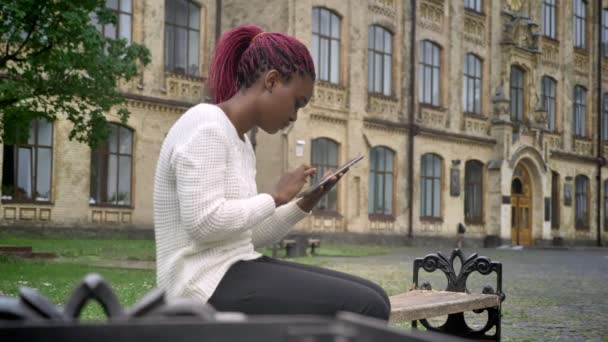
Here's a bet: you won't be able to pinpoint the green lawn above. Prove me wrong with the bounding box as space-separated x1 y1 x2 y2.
0 255 155 320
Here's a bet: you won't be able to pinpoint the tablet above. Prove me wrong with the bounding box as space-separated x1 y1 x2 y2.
296 154 364 198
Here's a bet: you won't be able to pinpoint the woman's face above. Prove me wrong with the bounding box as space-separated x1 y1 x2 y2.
256 71 314 134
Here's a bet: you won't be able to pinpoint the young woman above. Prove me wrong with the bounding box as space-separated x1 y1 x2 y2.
154 25 390 321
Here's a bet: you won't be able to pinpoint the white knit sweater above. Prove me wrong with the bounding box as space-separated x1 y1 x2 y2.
153 103 309 302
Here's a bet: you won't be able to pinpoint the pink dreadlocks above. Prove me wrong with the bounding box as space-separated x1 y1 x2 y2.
208 25 316 104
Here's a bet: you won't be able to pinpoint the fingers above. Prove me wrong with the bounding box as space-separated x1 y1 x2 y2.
303 167 317 177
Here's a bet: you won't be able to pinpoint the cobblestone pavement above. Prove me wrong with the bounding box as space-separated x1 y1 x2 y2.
317 246 608 342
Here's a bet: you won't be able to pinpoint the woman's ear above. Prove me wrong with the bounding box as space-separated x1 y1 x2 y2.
263 69 281 93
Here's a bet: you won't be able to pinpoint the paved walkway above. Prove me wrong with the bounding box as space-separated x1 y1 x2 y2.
94 246 608 341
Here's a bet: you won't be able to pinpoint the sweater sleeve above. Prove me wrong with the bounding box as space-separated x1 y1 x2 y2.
173 124 276 243
250 201 310 248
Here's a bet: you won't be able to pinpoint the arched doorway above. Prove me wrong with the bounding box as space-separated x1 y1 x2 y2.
511 165 533 246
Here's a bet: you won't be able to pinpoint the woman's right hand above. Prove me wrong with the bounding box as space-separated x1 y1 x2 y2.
271 165 317 206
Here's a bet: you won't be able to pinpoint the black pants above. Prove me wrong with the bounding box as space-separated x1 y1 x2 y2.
208 256 390 321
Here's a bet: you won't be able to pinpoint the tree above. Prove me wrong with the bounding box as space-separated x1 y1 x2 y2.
0 0 150 147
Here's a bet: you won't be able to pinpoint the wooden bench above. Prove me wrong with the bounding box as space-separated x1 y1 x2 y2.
280 237 322 257
389 249 505 340
308 238 321 255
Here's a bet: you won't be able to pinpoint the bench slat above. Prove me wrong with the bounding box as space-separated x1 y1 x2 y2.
389 290 501 323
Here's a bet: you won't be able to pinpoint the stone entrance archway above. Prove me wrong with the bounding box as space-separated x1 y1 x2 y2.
511 164 533 246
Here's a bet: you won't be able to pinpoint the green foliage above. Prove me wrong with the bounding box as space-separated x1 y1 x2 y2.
0 0 150 147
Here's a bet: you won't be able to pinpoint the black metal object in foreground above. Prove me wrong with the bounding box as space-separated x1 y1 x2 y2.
412 249 505 340
0 273 462 342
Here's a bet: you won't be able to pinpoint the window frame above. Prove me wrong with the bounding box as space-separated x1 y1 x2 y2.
312 7 342 84
510 65 525 122
368 25 393 97
420 153 443 220
573 85 587 138
542 76 557 131
464 0 483 13
603 93 608 141
310 137 340 213
419 40 441 107
1 119 54 204
464 160 484 224
90 123 134 208
573 0 587 49
368 146 395 219
164 0 201 77
463 53 482 115
542 0 557 40
574 175 590 229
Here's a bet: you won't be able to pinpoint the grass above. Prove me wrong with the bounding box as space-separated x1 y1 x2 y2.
0 233 396 261
0 255 155 320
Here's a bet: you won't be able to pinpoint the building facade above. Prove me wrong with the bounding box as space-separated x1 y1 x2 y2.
2 0 608 246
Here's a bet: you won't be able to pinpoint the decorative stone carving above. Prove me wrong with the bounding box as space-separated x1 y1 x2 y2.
367 94 399 119
369 0 396 18
310 82 348 112
418 1 443 33
1 206 53 221
492 86 510 121
165 72 204 103
91 209 133 224
541 39 559 69
501 14 540 52
464 115 490 136
574 52 589 77
464 15 485 46
603 62 608 82
573 138 593 156
418 107 447 129
506 0 524 12
544 133 563 151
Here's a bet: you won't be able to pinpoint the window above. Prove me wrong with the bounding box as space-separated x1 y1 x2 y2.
542 0 557 39
542 76 557 131
604 93 608 141
165 0 200 76
312 7 341 84
463 53 482 114
573 85 587 137
91 0 133 43
420 153 442 218
464 0 482 13
90 124 133 206
551 171 560 229
465 161 483 223
603 9 608 56
510 66 525 122
311 138 339 212
574 0 587 49
368 147 395 216
368 25 393 96
1 119 53 202
575 175 589 229
419 40 441 106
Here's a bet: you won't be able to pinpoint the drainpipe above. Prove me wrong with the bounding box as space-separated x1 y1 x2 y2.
407 0 417 239
596 1 604 247
215 0 222 41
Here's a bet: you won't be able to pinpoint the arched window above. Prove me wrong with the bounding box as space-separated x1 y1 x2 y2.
465 160 483 223
165 0 201 76
90 123 134 206
542 0 557 39
419 40 441 106
420 153 442 218
1 119 53 202
510 66 525 122
368 146 395 216
542 76 557 131
573 85 587 137
312 7 341 84
463 53 482 114
368 25 393 96
311 138 339 211
575 175 589 229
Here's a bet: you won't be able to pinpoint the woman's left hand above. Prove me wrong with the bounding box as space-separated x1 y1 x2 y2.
296 171 345 212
